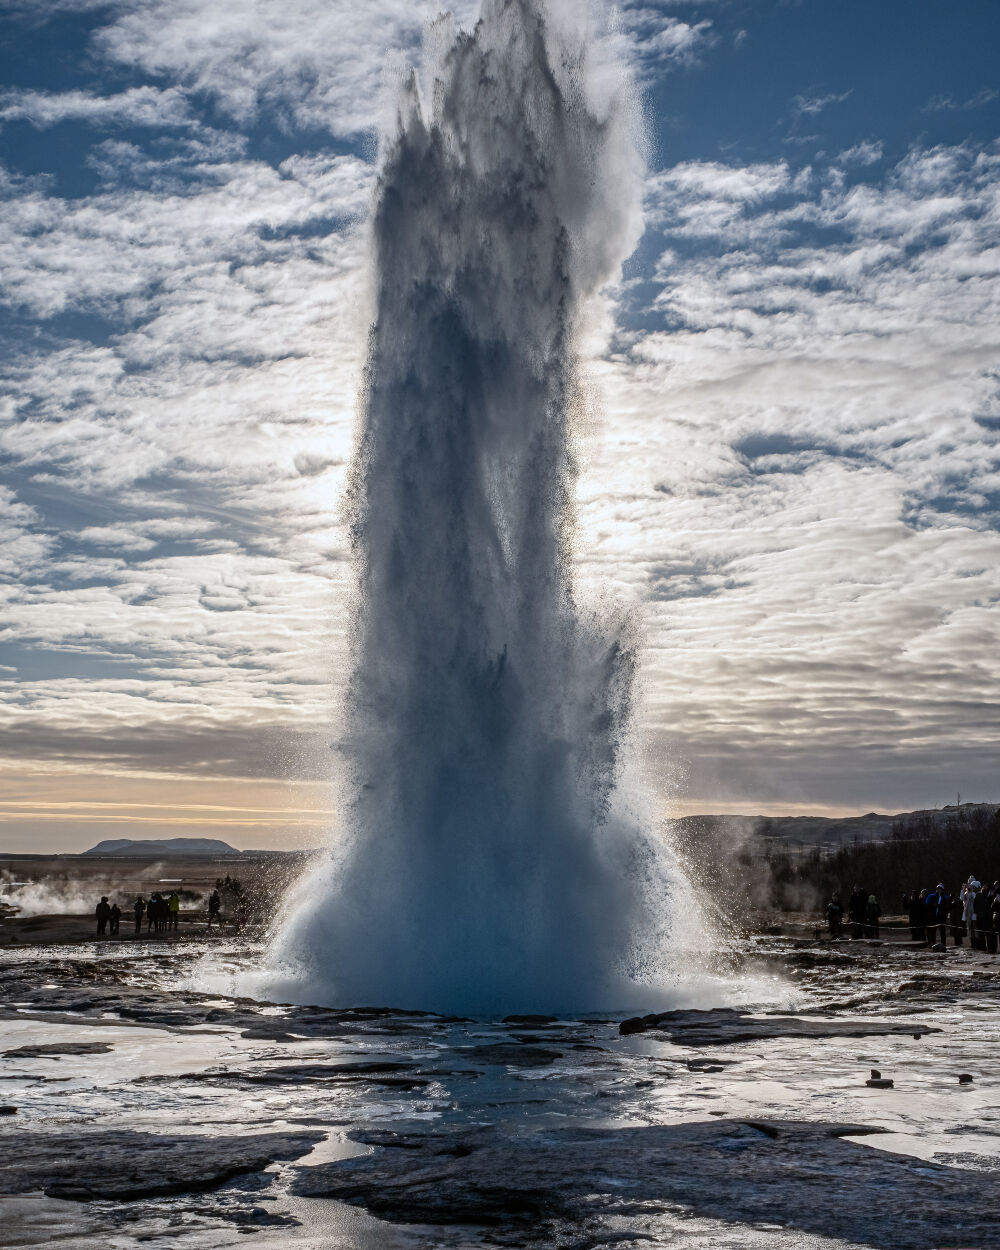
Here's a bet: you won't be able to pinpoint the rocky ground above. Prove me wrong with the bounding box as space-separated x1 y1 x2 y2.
1 936 999 1249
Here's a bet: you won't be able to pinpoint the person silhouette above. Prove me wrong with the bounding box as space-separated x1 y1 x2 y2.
95 896 111 937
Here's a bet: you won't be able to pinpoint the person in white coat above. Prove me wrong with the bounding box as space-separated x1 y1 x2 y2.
961 878 981 947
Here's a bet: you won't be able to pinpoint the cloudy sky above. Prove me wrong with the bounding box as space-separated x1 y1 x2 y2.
1 0 998 852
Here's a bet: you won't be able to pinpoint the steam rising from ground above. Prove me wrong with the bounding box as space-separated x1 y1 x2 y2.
262 0 705 1014
0 870 97 918
0 866 175 917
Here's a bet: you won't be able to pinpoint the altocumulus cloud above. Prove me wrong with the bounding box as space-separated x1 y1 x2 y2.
579 138 1000 808
0 0 998 832
0 85 195 129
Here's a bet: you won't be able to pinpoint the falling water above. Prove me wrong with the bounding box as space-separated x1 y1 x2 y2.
267 0 687 1014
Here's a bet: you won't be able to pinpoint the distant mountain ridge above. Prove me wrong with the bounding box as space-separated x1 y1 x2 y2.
80 806 997 859
83 837 241 857
673 803 998 849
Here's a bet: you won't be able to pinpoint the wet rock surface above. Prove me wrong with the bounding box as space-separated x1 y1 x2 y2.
292 1119 1000 1249
2 937 1000 1248
620 1007 939 1044
466 1042 563 1066
138 1059 435 1090
2 1041 114 1058
0 956 452 1038
0 1128 323 1199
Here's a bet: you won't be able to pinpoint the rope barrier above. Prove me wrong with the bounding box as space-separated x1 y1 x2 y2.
824 914 1000 943
831 917 998 931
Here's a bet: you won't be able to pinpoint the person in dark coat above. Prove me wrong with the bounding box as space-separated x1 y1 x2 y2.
95 896 111 937
982 883 999 955
848 886 867 939
134 896 145 935
826 893 844 940
923 884 949 947
109 902 121 936
989 886 1000 956
207 889 221 930
865 893 881 939
905 891 925 942
949 891 965 945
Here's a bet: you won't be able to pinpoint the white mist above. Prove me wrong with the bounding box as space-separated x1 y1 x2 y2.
262 0 700 1014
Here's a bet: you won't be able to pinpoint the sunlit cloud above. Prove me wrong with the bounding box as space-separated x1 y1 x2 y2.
0 85 195 129
792 89 852 116
1 0 998 841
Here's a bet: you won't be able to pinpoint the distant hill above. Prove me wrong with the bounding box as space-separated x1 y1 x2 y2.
673 803 998 851
83 837 242 857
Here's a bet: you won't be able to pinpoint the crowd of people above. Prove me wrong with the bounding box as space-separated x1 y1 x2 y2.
132 891 181 934
94 887 226 938
825 877 1000 952
94 897 121 937
824 888 882 939
902 878 1000 951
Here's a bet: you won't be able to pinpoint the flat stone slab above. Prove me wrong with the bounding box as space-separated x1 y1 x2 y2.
2 1042 114 1059
0 961 456 1038
0 1129 323 1200
135 1060 443 1091
291 1119 1000 1249
466 1043 563 1066
240 1027 301 1041
620 1008 939 1045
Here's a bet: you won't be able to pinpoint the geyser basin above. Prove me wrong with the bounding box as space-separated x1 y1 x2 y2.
7 940 1000 1250
263 0 701 1015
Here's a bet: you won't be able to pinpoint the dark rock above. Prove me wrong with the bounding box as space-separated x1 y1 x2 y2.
959 1073 974 1083
291 1006 431 1020
0 1129 322 1200
620 1008 939 1047
0 1106 16 1116
3 1042 114 1059
502 1015 558 1026
866 1078 894 1088
138 1060 430 1090
870 1069 881 1079
250 1060 417 1081
467 1043 562 1067
619 1016 648 1036
290 1119 1000 1249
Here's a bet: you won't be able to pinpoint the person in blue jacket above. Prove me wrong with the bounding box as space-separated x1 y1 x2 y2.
923 884 950 947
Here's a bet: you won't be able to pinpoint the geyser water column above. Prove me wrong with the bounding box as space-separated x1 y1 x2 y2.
268 0 681 1014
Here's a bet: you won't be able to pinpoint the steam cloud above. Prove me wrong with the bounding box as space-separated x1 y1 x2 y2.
0 865 176 917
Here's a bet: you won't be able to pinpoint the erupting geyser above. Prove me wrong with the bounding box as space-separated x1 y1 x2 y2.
267 0 689 1014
